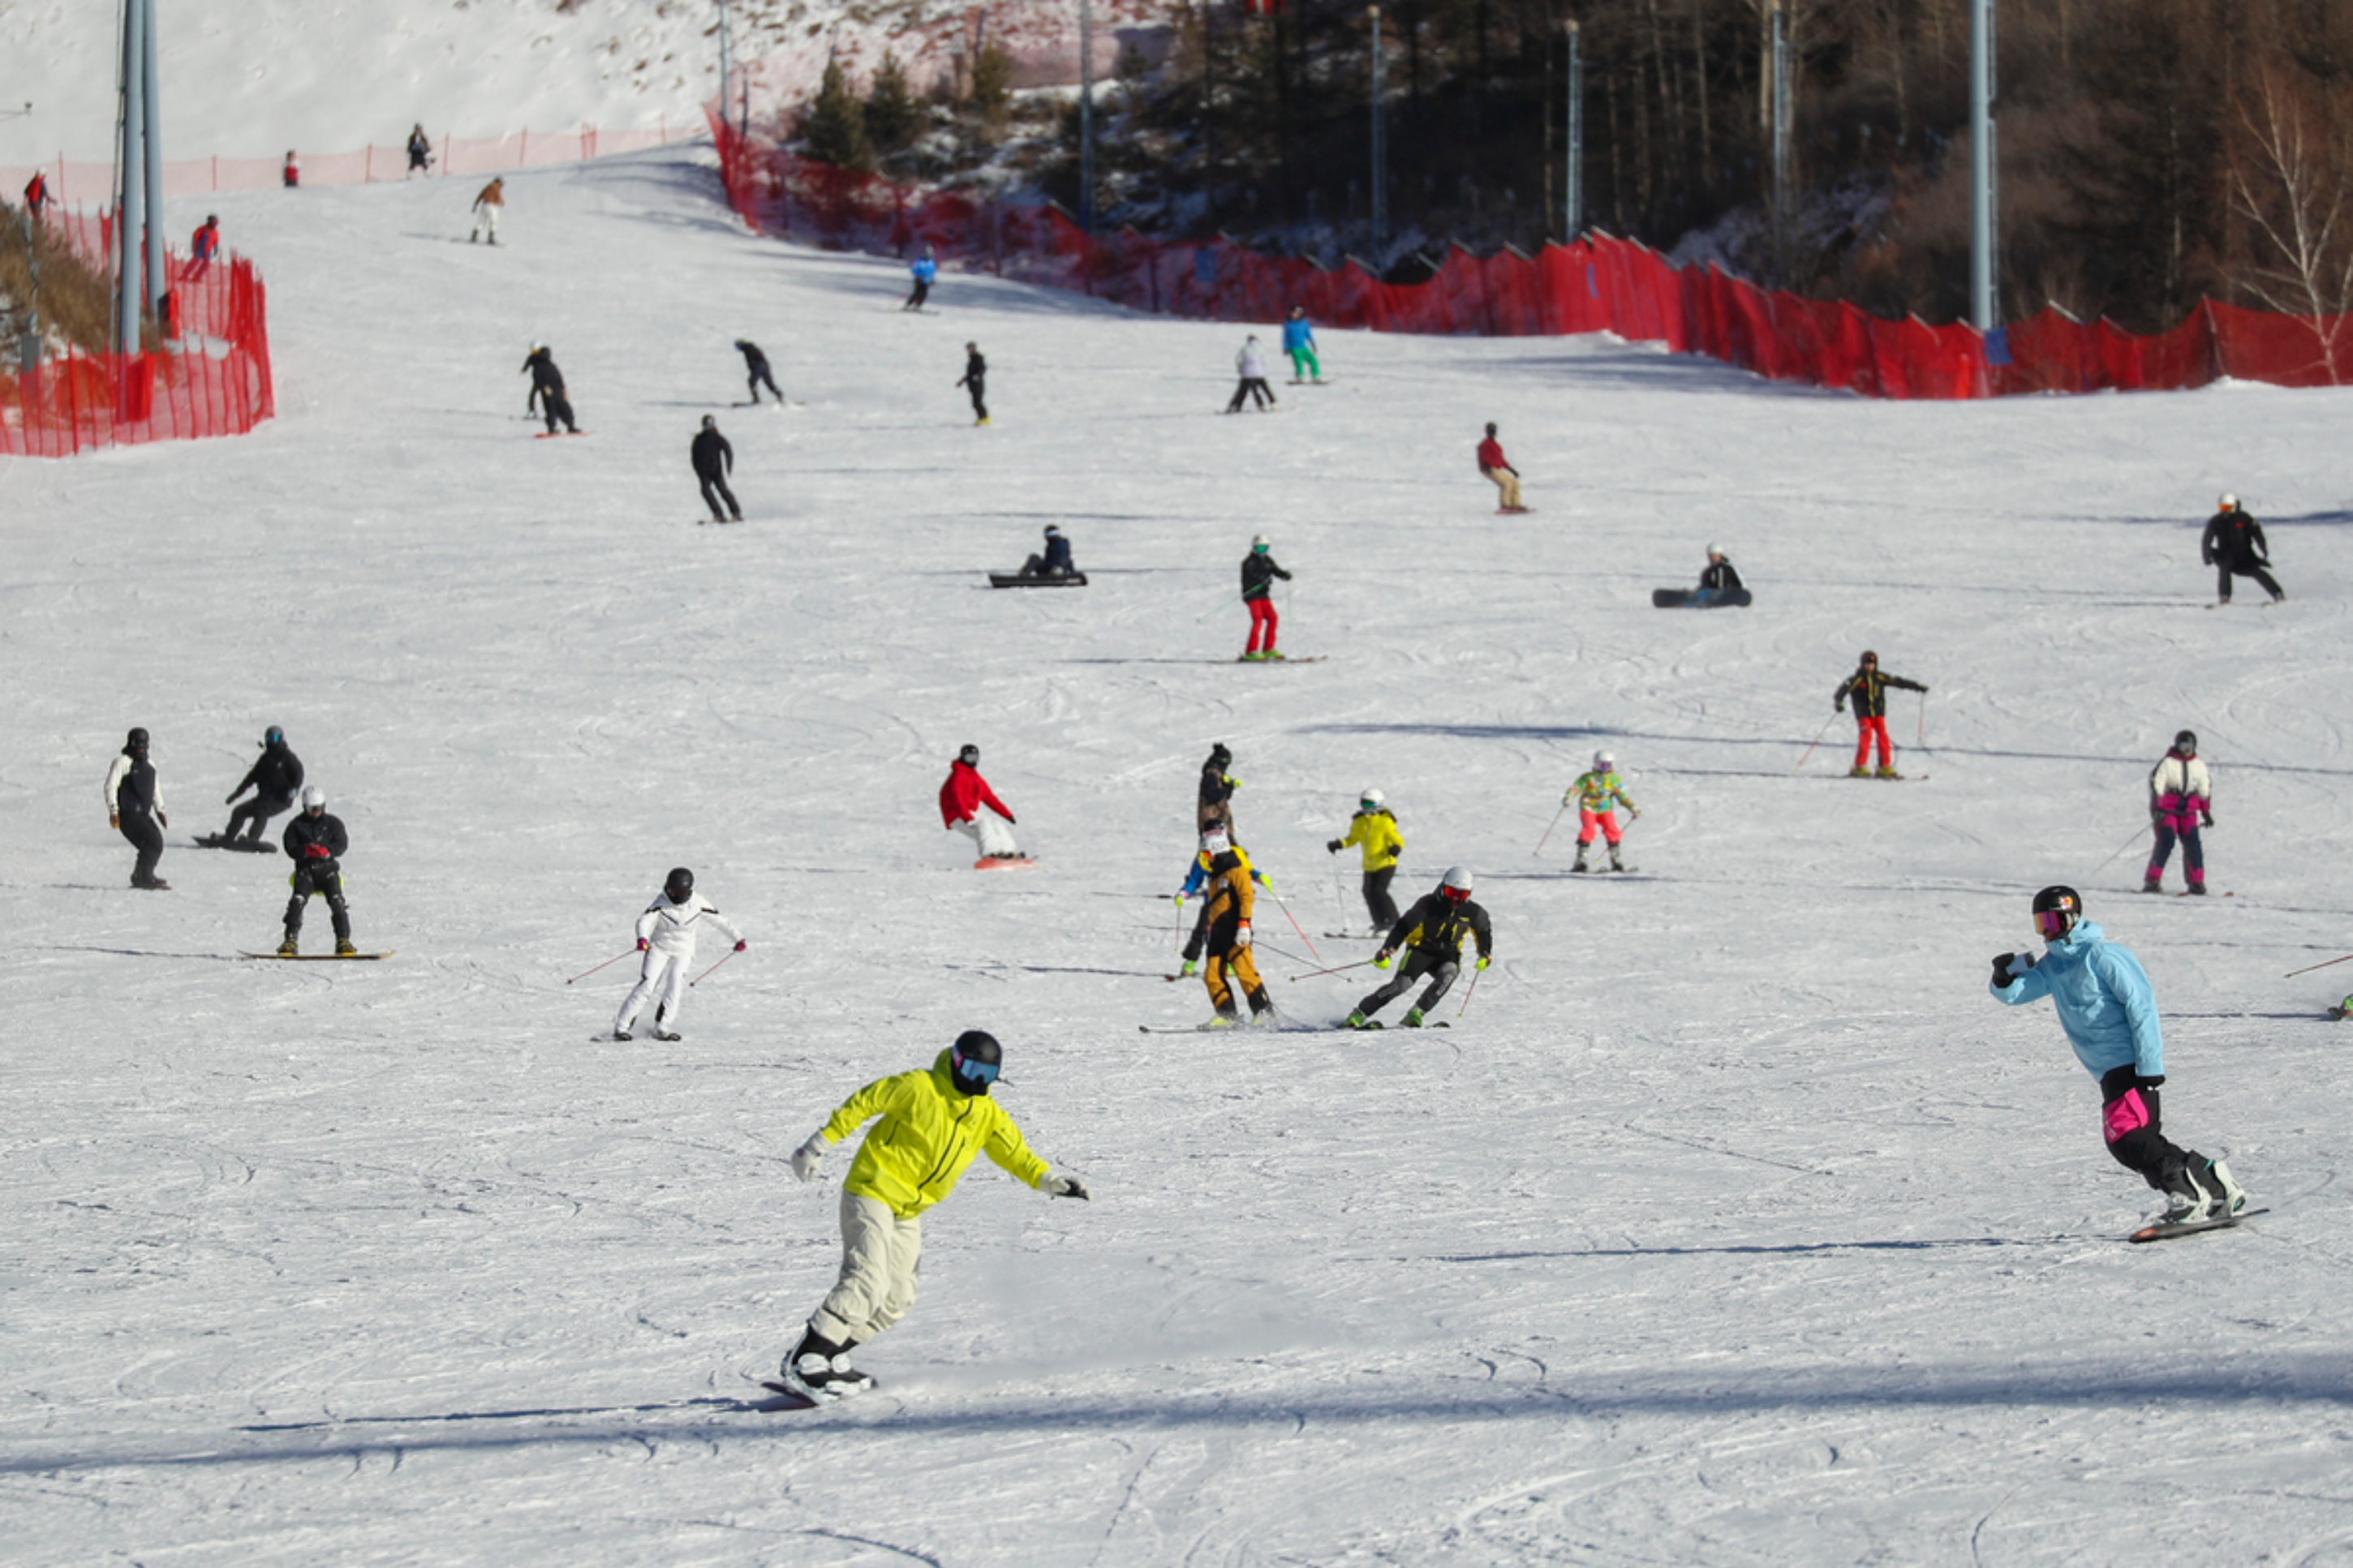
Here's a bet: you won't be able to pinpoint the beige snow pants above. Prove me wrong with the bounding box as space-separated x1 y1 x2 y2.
1483 466 1523 509
810 1191 923 1345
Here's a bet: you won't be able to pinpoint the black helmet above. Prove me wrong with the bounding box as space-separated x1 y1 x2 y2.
665 866 695 902
2031 885 2084 942
957 743 980 767
2174 730 2198 754
125 727 149 752
949 1029 1003 1096
264 725 285 746
1208 743 1232 770
700 414 716 431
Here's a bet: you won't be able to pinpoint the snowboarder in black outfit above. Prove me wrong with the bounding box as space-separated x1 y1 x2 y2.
103 727 170 890
1697 543 1744 603
222 725 304 844
523 345 577 434
1020 524 1074 578
405 125 432 176
1198 744 1239 831
2201 494 2284 605
1348 866 1492 1029
279 785 356 956
692 415 742 522
735 339 782 404
957 342 989 426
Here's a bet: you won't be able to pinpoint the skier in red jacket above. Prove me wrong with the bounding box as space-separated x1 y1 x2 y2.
939 743 1022 861
1478 423 1527 513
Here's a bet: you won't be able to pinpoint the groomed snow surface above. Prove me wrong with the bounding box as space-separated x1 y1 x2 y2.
10 145 2353 1566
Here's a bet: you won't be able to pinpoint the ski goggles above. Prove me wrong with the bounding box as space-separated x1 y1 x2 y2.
1439 884 1472 904
2032 908 2075 939
952 1052 999 1086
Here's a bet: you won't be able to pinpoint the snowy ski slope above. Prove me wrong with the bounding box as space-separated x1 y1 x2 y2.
9 143 2353 1565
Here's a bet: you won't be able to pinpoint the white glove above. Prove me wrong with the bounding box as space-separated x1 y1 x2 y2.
789 1136 828 1183
1233 921 1252 947
1040 1173 1090 1201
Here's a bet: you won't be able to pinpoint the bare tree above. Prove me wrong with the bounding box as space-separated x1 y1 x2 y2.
2228 63 2353 383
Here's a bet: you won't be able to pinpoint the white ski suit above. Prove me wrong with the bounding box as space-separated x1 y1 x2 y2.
616 891 744 1036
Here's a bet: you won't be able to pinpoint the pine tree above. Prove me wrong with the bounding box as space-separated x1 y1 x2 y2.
803 57 873 171
866 50 919 157
972 42 1015 127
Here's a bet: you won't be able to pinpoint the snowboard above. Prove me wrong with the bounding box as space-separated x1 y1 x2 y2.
194 834 277 853
1652 587 1753 608
1495 506 1536 515
533 430 587 439
1236 655 1328 665
974 857 1037 871
988 573 1089 589
2129 1206 2267 1244
240 950 394 960
756 1377 875 1408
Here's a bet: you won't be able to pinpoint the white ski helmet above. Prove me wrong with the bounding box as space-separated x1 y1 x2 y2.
1251 533 1272 550
1439 866 1474 901
301 784 327 810
1360 786 1385 808
1593 750 1615 771
1704 543 1722 558
2218 492 2239 510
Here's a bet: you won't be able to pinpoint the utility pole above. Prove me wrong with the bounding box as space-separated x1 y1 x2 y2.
113 0 150 354
1769 0 1792 284
1969 0 1998 332
1369 6 1387 253
1080 0 1095 232
1565 19 1583 240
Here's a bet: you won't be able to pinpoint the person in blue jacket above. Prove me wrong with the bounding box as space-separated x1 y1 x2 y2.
904 246 938 311
1989 885 2248 1225
1281 305 1322 384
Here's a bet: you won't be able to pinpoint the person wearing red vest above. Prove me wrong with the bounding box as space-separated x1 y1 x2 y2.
188 215 221 279
23 170 50 221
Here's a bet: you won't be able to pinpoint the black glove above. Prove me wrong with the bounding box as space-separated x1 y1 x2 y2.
1991 952 2033 986
2138 1073 2165 1089
1327 839 1343 853
2201 810 2215 827
1834 699 1846 713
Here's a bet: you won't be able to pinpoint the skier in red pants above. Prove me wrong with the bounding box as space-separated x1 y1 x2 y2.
1833 651 1927 779
1239 534 1292 662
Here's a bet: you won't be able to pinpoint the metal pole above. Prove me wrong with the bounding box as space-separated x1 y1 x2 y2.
716 0 730 137
1369 6 1386 252
1080 0 1095 232
140 0 164 321
1770 0 1790 282
1969 0 1998 331
1565 19 1583 239
114 0 144 354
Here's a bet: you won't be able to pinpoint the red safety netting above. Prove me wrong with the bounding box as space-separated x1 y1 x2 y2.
710 112 2353 401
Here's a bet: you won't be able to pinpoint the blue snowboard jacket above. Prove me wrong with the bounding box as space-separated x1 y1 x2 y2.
1281 316 1314 351
1990 920 2163 1080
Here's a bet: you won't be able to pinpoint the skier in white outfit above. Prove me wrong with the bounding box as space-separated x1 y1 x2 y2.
615 866 746 1041
1226 336 1275 413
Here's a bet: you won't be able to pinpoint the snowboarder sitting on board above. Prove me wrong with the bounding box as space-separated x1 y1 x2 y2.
957 342 989 426
613 866 744 1042
1019 524 1074 578
1989 885 2248 1229
1478 423 1527 513
1833 651 1926 780
1564 750 1641 874
1195 826 1275 1025
904 246 937 310
279 786 355 956
1282 306 1322 384
222 725 303 845
2201 493 2284 606
940 743 1021 862
1327 788 1403 932
1176 815 1272 978
2144 729 2213 895
522 345 577 434
1349 866 1491 1029
777 1031 1088 1402
470 176 505 244
104 726 170 891
1198 744 1240 831
1695 544 1744 604
692 415 742 522
1226 336 1275 413
1240 535 1291 662
735 339 782 404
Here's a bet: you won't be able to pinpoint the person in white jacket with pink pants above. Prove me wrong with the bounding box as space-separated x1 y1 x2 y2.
615 866 745 1041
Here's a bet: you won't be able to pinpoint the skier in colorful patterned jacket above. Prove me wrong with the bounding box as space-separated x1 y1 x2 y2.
1349 867 1492 1029
1564 750 1641 874
2144 729 2213 895
778 1032 1088 1399
1833 651 1927 779
1990 886 2247 1226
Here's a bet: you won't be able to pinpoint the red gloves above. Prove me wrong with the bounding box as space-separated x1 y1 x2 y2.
636 938 650 951
303 843 331 858
734 940 747 952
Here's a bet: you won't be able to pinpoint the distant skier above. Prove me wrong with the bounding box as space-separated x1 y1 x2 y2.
1239 534 1292 662
1833 650 1927 780
187 215 222 281
1348 866 1492 1029
734 339 783 404
775 1030 1088 1401
1226 335 1275 413
278 785 358 957
102 726 170 891
221 725 304 845
1020 524 1074 578
22 170 49 223
2144 729 2213 895
282 150 299 188
2201 494 2284 606
1478 423 1527 513
940 743 1022 862
1989 885 2248 1227
692 415 742 522
406 124 433 176
1695 543 1744 604
1175 823 1271 978
522 344 577 434
1327 788 1404 930
470 176 505 244
956 342 989 426
613 866 745 1042
904 245 937 310
1282 305 1322 384
1194 825 1275 1025
1564 750 1641 873
1197 743 1239 831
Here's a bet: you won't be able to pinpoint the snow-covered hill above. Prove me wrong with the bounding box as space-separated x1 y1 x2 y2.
8 142 2353 1564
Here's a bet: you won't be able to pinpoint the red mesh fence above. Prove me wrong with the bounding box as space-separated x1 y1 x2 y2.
710 114 2353 401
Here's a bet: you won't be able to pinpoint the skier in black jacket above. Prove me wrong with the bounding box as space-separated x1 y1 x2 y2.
1835 651 1928 779
1198 743 1238 831
735 339 782 404
279 785 355 956
1348 866 1492 1029
957 342 989 426
222 725 304 844
102 727 170 890
1697 544 1744 602
523 345 577 434
692 415 742 522
2200 494 2284 605
1240 535 1293 661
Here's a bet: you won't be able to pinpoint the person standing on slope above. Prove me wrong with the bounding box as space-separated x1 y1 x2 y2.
1989 885 2248 1227
103 727 170 891
1478 423 1528 513
691 415 742 522
2201 494 2285 606
406 125 433 177
1349 866 1493 1029
1282 306 1322 384
904 245 937 311
1239 535 1293 662
470 176 505 244
1834 651 1927 780
278 785 358 957
1327 788 1404 931
282 150 300 188
940 743 1022 862
1565 750 1641 874
956 342 989 426
1176 818 1273 978
1198 743 1240 831
187 215 222 281
2144 729 2214 895
735 339 783 405
1194 826 1275 1025
1695 544 1744 604
1226 335 1276 413
221 725 304 845
776 1031 1088 1401
22 170 50 224
522 344 578 435
613 866 746 1042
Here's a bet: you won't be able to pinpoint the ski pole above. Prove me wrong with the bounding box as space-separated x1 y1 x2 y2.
1534 804 1567 856
1194 593 1241 623
1254 938 1310 967
1289 956 1378 982
1456 964 1485 1019
2085 824 2150 883
1793 715 1836 774
566 949 638 985
690 948 739 987
2285 952 2353 979
1331 853 1349 924
1173 893 1187 951
1271 891 1322 960
1916 690 1927 749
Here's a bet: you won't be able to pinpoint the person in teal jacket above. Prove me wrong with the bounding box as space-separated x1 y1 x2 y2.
904 246 938 310
1281 306 1322 383
1989 885 2247 1226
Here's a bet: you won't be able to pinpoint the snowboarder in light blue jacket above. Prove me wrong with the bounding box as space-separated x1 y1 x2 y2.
1281 306 1321 383
1988 885 2247 1226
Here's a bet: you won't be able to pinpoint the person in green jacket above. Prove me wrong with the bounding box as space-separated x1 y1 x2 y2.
778 1032 1089 1399
1327 786 1404 930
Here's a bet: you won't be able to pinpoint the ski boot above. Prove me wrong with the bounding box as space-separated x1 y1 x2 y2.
336 939 358 957
1848 765 1871 778
1608 849 1627 873
1180 959 1200 977
1570 848 1592 874
2192 1157 2248 1217
652 1029 682 1042
1344 1009 1371 1029
2187 883 2209 896
1206 1011 1241 1030
2157 1173 2213 1226
1874 765 1902 780
276 935 299 957
2140 877 2164 893
613 1030 633 1042
1401 1008 1425 1028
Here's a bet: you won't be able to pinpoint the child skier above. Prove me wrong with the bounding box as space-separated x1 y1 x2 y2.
1833 651 1927 779
1989 885 2248 1227
1226 336 1275 412
1327 788 1403 931
1564 750 1641 873
1282 306 1322 384
278 786 358 957
939 743 1021 862
1194 826 1275 1025
776 1031 1088 1400
1239 535 1292 662
1348 866 1492 1029
613 867 746 1042
2144 729 2213 895
1176 823 1272 978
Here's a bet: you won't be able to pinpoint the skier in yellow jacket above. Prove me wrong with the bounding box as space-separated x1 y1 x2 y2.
778 1032 1089 1399
1326 787 1404 931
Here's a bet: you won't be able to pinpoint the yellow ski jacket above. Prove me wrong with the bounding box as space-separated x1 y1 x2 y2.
821 1050 1051 1218
1339 809 1404 870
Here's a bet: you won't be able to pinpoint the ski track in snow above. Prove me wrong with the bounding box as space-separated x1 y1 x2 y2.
8 144 2353 1564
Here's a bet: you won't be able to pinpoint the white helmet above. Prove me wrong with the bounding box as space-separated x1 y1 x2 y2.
1439 866 1474 900
1704 543 1721 557
301 784 327 810
1251 533 1271 549
1593 750 1615 771
1359 786 1384 807
2218 492 2239 510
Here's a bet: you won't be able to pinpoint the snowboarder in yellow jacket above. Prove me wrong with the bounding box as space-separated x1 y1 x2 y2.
777 1033 1088 1399
1327 787 1404 930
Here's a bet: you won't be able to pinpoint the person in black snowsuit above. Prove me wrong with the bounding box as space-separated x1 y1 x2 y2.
736 339 782 404
2200 494 2284 605
1020 524 1075 578
692 415 742 522
957 342 989 426
1350 868 1492 1029
1697 544 1744 602
102 727 170 890
1198 744 1238 831
222 725 304 844
406 125 432 176
280 786 355 956
523 345 577 434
